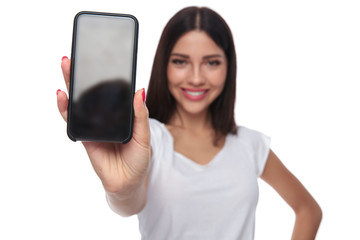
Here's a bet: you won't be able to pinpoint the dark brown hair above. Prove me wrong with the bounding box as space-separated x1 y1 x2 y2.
146 6 237 139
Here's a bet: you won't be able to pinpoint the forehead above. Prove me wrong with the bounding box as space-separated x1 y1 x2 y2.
171 30 225 56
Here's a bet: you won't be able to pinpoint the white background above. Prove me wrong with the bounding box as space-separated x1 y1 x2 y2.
1 0 359 239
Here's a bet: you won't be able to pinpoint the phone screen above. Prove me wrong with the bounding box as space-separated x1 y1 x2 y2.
68 12 138 143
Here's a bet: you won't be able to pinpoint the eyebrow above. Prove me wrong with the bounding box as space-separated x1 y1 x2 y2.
170 53 224 59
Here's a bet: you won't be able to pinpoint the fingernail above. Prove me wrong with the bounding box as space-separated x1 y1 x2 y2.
62 56 68 61
57 89 61 95
142 88 146 103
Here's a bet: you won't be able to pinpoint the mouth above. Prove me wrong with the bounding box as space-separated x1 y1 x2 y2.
181 88 209 101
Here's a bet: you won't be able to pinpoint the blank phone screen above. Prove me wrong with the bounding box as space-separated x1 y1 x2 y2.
68 13 137 142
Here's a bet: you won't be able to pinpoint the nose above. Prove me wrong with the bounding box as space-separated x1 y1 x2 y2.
187 64 205 86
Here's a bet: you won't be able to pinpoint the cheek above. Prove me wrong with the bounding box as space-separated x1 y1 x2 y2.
210 69 227 90
167 66 186 86
167 67 182 98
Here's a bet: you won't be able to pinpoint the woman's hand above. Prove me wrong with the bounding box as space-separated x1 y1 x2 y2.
57 56 151 197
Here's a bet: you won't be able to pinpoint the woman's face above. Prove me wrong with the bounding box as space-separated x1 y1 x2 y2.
167 30 228 116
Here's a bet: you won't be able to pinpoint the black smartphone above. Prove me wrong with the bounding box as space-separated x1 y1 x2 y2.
67 11 138 143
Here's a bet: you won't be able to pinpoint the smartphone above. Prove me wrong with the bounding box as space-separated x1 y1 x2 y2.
67 11 138 143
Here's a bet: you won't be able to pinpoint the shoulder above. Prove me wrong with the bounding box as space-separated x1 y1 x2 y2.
233 125 270 147
229 125 271 176
149 118 168 140
149 118 164 131
148 118 172 157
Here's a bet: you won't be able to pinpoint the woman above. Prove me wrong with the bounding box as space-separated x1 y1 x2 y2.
57 6 322 239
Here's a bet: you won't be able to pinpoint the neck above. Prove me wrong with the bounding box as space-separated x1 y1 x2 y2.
168 106 212 132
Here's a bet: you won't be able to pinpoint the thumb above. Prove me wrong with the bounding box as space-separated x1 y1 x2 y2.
132 88 150 147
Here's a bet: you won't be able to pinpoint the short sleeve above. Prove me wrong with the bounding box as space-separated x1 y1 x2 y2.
237 126 271 177
149 118 163 162
255 133 271 177
149 118 173 165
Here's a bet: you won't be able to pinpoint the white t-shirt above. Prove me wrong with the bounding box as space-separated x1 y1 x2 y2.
137 118 271 240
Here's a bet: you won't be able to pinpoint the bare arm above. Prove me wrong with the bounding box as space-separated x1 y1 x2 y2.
260 150 322 240
105 175 149 217
57 57 151 217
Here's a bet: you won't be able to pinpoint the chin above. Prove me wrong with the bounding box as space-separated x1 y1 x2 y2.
179 103 209 116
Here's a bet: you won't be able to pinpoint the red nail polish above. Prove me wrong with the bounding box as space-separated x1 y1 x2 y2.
62 56 68 61
57 89 61 95
142 88 145 103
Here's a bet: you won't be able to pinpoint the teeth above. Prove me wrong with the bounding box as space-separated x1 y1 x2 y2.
185 90 206 96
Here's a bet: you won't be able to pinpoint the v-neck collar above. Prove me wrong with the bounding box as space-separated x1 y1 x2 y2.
160 122 229 169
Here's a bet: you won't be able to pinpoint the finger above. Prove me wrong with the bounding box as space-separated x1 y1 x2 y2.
132 88 150 148
56 89 69 122
61 56 71 92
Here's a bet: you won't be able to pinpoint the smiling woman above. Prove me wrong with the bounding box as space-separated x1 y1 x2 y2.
57 6 322 240
167 31 228 118
146 7 238 145
142 6 321 239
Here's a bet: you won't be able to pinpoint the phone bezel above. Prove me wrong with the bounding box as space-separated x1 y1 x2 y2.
67 11 139 143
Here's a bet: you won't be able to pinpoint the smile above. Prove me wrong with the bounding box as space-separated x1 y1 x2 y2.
181 88 209 101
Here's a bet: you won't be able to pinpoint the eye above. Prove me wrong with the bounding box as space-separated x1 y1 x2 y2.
171 58 187 65
206 59 221 66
